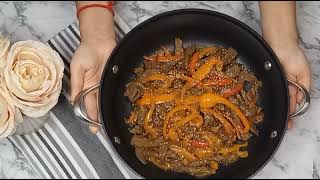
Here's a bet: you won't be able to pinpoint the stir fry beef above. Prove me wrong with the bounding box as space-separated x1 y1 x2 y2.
124 38 263 177
124 82 144 103
223 47 238 65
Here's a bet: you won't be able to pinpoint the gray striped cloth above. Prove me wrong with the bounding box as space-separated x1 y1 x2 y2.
8 11 139 179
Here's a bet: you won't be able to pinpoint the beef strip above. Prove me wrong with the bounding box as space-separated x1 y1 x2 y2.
223 47 238 65
124 82 144 103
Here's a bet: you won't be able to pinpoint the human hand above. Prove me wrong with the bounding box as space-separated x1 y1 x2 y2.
269 42 311 129
70 38 116 133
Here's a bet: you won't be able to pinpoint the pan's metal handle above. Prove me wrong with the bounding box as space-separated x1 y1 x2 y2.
73 84 102 127
288 80 310 118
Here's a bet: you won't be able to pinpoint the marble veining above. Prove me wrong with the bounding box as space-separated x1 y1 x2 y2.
0 1 319 179
0 138 39 179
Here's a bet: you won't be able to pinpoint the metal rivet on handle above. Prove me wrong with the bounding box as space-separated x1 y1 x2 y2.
264 61 272 70
114 136 121 144
270 130 278 139
112 65 119 75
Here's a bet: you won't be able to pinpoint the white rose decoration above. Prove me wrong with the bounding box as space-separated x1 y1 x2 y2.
4 40 64 117
0 71 23 138
0 34 10 68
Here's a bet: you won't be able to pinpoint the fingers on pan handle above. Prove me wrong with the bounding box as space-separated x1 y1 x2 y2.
288 80 310 118
73 84 102 127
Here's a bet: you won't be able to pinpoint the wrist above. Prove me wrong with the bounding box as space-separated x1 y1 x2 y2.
77 1 115 44
81 34 116 46
81 38 116 49
81 38 116 58
76 1 114 17
263 30 298 50
267 39 301 63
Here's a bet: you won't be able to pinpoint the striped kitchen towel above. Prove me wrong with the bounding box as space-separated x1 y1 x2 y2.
8 11 139 179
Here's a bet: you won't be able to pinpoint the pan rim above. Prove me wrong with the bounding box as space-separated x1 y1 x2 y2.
99 8 289 179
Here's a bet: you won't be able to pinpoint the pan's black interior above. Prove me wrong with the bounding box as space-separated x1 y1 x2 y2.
100 9 289 179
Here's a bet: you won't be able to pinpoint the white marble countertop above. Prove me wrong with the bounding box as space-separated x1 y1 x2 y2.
0 1 319 179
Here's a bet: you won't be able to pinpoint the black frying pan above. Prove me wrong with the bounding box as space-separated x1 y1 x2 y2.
74 9 310 179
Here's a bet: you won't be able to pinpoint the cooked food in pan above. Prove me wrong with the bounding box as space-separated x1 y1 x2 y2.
124 38 263 177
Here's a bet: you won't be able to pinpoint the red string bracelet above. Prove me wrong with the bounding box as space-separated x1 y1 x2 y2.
77 2 115 17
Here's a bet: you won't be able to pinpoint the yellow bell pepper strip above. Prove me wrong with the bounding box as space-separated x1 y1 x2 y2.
170 145 197 162
237 151 248 158
201 109 235 137
222 83 243 97
176 96 200 106
168 113 203 141
137 93 175 106
141 73 173 89
199 93 250 134
194 149 213 159
199 47 218 58
192 58 223 81
189 51 200 75
143 103 158 138
143 54 184 62
218 142 248 158
137 94 154 106
163 106 197 138
210 161 219 171
178 74 195 82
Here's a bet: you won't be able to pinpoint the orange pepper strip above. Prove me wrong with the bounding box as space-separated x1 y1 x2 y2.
137 94 154 106
141 73 172 89
191 114 204 128
189 51 200 75
168 114 203 141
170 145 197 162
137 93 175 106
178 74 197 83
192 58 223 81
201 109 235 136
143 103 158 138
163 106 197 139
199 93 250 134
191 140 209 148
143 54 184 62
222 83 243 97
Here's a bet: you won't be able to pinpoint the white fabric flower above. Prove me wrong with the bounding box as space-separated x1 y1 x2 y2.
4 40 64 117
0 71 23 138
